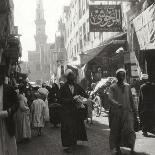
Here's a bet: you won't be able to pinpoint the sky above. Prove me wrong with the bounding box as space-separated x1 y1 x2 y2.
14 0 70 61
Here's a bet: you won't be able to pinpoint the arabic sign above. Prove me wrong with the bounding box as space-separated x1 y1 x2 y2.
89 5 122 32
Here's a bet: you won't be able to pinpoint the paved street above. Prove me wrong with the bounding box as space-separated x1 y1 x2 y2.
18 113 155 155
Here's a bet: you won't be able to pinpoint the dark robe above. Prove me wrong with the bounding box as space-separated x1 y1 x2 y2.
139 82 155 132
59 82 88 147
48 87 61 126
3 84 19 137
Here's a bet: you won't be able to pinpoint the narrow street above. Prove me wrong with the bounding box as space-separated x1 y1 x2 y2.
18 113 155 155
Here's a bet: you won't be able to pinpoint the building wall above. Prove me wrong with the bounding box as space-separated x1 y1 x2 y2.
63 0 131 62
28 51 42 82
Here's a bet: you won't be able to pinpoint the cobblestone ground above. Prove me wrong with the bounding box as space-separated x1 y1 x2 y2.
18 113 155 155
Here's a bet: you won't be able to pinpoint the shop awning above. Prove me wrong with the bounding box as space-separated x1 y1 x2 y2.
80 32 127 66
133 3 155 50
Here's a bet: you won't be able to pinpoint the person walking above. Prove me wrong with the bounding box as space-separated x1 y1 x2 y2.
15 85 31 143
48 83 61 127
108 68 137 155
31 91 46 136
38 85 49 122
59 69 88 153
139 75 155 137
0 65 19 155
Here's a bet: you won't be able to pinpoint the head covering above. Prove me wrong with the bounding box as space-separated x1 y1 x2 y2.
141 74 148 80
65 69 74 77
38 87 48 96
59 81 64 84
116 68 126 75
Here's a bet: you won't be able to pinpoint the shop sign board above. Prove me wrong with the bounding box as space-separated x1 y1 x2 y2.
89 5 122 32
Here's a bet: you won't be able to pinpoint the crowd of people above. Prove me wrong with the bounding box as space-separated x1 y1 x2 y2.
0 66 155 155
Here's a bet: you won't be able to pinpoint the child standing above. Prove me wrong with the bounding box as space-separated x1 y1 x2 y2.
31 92 46 136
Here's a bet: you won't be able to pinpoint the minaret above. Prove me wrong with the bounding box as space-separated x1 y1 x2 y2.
35 0 47 68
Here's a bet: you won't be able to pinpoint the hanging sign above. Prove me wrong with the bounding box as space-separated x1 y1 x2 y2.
89 5 122 32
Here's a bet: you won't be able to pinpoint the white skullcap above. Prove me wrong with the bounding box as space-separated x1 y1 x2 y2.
65 69 74 77
116 68 126 75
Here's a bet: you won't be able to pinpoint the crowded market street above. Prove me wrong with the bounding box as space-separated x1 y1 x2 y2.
1 0 155 155
18 112 155 155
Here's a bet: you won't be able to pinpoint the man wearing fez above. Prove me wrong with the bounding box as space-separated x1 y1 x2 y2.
59 69 88 153
0 65 19 155
108 68 136 155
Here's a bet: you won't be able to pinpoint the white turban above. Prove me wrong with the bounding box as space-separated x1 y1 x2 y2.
65 69 74 77
38 88 48 96
116 68 126 75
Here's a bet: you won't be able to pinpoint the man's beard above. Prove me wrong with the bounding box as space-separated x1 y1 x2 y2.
67 79 74 84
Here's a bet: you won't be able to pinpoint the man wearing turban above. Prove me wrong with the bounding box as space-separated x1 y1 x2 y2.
59 69 89 153
108 68 137 155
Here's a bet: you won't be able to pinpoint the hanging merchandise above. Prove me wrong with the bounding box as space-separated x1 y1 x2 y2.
4 37 21 63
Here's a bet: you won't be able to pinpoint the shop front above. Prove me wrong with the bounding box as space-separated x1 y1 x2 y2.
77 32 127 89
132 3 155 82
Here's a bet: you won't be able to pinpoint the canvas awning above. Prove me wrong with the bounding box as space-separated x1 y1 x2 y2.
80 32 127 66
133 3 155 50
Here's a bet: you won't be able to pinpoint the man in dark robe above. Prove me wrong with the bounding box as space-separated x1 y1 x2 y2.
139 75 155 136
59 69 88 153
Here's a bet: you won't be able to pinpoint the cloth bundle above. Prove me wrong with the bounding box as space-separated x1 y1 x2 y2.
74 96 88 120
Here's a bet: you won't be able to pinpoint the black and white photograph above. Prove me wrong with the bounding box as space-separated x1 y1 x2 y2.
0 0 155 154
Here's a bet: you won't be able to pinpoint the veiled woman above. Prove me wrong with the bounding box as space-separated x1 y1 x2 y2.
59 69 88 153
